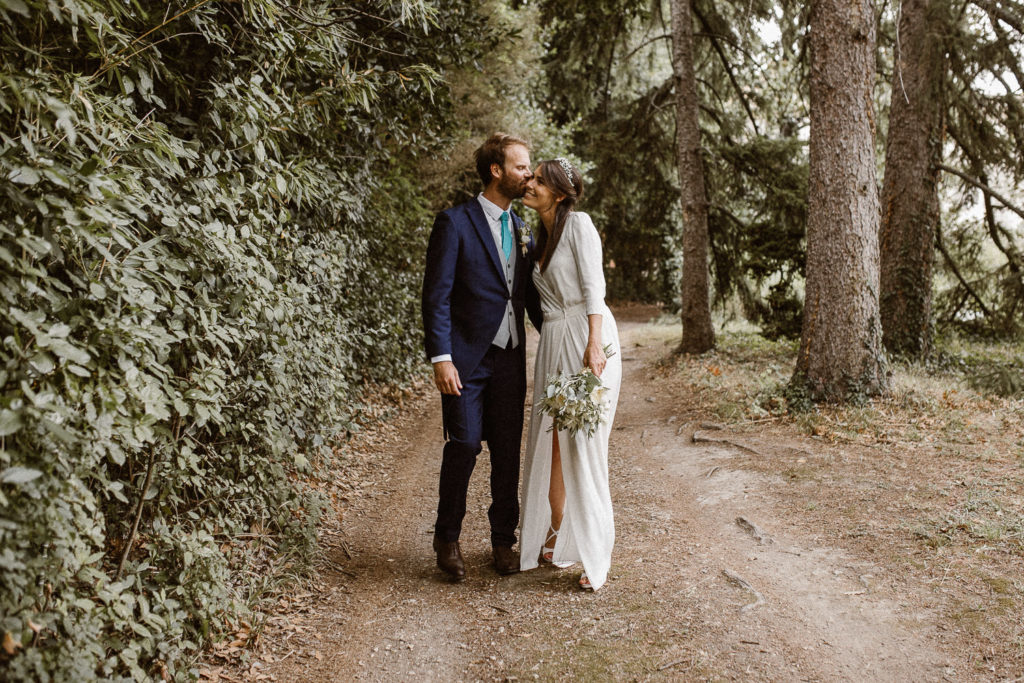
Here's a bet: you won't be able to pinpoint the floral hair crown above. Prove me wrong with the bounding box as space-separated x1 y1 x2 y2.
555 157 575 184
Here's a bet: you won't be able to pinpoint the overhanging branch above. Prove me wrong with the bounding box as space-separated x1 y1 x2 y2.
691 6 761 136
970 0 1024 34
937 163 1024 222
621 32 672 63
935 224 995 318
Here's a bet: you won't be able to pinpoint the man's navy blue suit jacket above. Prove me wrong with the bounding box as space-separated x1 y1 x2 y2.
422 198 543 379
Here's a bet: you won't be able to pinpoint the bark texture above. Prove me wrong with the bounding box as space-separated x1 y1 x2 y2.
670 0 715 354
794 0 889 402
879 0 945 358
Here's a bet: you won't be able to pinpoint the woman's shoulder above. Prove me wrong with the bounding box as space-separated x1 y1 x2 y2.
566 211 597 229
566 212 598 238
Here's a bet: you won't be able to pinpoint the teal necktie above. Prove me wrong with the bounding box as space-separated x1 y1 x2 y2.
500 211 512 262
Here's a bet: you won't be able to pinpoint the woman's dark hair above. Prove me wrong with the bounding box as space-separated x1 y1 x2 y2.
474 133 530 187
535 159 584 272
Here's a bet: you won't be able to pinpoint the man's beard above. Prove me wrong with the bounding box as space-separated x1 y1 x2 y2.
498 173 526 199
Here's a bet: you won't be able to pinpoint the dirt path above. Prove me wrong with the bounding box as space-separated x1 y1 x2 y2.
246 310 968 681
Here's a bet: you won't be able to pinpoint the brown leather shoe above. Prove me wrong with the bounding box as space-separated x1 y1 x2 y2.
433 536 466 582
492 545 520 575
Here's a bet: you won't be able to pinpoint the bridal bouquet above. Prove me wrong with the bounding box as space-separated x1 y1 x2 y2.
537 345 615 438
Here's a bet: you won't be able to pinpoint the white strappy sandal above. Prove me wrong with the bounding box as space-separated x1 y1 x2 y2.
540 525 558 564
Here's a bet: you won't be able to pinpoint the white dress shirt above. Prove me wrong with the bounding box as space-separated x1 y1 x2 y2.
430 193 518 365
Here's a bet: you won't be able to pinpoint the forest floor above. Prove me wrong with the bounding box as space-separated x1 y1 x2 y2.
208 305 1023 682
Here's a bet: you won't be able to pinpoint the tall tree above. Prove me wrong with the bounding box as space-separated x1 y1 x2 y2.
793 0 889 401
879 0 947 358
670 0 715 353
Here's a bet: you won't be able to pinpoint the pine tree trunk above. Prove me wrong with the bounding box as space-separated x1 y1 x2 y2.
794 0 889 402
879 0 945 358
670 0 715 354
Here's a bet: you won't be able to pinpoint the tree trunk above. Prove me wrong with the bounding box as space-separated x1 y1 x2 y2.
793 0 889 402
879 0 945 358
670 0 715 354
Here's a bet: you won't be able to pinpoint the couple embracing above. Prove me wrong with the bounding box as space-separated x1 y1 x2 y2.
422 133 621 591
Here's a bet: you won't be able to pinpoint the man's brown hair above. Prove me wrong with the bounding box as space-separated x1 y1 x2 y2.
474 133 530 187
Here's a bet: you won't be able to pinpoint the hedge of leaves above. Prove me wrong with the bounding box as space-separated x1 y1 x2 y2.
0 1 494 679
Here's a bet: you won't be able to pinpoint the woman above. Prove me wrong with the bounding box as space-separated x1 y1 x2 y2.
519 158 621 591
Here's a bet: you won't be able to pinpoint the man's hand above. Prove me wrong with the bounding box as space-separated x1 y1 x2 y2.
433 360 463 396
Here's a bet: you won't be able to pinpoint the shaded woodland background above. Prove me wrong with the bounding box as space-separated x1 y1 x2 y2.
0 0 1021 679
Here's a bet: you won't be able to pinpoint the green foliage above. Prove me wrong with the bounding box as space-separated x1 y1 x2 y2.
932 333 1024 398
707 137 808 339
0 0 495 679
538 0 810 325
412 0 578 218
969 365 1024 398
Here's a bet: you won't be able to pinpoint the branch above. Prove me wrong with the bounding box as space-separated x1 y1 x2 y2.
937 163 1024 222
271 0 418 42
695 76 730 113
981 171 1024 275
121 0 216 54
935 223 995 318
89 0 214 79
985 16 1024 112
90 32 203 80
115 450 158 580
698 102 729 132
692 6 761 135
621 32 672 63
970 0 1024 33
635 76 677 124
603 19 624 116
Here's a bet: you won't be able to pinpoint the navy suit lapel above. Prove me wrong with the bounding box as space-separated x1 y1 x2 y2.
465 200 505 282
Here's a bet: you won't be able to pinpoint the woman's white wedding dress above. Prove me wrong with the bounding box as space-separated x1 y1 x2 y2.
519 211 621 590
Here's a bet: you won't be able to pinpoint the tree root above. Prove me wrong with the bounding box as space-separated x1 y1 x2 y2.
722 569 765 612
736 516 774 544
692 431 763 456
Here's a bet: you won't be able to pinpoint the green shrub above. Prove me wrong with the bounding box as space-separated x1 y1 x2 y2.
0 1 494 678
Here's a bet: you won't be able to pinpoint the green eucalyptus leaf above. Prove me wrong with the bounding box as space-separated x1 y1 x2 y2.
0 467 42 485
0 410 22 436
9 166 40 185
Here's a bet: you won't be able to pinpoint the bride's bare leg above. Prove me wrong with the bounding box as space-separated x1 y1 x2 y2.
549 434 565 530
540 435 566 563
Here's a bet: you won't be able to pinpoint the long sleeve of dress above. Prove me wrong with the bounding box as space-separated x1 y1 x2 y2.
569 213 606 316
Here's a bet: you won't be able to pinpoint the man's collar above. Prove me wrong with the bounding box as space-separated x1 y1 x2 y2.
477 192 511 221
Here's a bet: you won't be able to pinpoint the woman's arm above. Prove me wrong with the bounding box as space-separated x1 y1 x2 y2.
582 313 606 377
570 214 607 317
570 214 608 376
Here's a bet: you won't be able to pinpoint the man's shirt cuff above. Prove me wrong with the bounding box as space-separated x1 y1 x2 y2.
431 354 452 364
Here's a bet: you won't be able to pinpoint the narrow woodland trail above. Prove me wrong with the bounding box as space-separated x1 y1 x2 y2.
251 308 965 682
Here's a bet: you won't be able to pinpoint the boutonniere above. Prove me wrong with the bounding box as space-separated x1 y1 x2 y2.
519 223 532 257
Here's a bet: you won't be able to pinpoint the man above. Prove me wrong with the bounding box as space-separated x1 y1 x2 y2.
422 133 542 581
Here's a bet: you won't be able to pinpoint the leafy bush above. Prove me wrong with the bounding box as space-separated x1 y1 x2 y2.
0 0 496 678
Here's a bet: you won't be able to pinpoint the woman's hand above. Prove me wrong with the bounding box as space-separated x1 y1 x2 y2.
583 340 607 377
